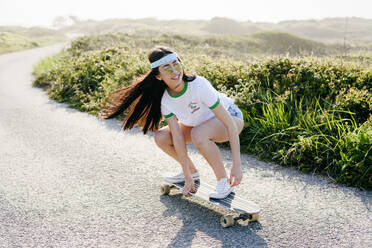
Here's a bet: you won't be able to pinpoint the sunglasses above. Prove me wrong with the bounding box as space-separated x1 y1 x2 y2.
162 61 182 75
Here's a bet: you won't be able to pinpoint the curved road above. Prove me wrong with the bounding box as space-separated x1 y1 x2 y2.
0 44 371 248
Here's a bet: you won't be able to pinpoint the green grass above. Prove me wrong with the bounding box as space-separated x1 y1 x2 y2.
32 33 372 189
0 26 68 54
0 32 39 54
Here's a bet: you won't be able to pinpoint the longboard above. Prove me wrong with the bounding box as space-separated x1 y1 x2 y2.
160 180 260 227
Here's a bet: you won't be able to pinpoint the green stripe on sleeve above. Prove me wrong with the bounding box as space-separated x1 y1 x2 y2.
164 113 174 118
209 97 220 109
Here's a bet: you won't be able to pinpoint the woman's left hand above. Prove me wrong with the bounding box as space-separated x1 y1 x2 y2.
229 166 243 186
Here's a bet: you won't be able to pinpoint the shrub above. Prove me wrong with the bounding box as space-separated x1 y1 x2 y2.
33 34 372 189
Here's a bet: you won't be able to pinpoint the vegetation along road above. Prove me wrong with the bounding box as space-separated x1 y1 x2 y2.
0 44 371 247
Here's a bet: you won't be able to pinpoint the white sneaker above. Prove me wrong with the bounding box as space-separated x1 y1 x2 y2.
209 178 234 199
163 170 200 183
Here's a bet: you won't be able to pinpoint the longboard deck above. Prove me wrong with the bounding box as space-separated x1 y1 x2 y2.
166 180 260 215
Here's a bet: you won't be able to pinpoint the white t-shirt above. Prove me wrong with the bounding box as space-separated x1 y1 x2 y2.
161 76 234 126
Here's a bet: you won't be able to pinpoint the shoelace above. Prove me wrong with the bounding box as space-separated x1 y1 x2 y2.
168 171 198 180
215 180 229 193
175 171 198 177
174 172 185 178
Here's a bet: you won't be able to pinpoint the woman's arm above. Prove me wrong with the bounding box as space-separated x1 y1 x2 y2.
211 104 242 185
165 115 196 194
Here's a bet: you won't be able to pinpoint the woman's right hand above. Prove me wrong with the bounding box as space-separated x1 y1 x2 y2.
182 177 196 196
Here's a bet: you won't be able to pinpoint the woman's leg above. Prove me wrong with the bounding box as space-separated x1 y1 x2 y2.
154 123 198 173
190 117 244 180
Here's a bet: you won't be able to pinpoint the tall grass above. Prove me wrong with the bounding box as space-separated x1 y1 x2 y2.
32 34 372 189
240 92 371 188
0 27 68 54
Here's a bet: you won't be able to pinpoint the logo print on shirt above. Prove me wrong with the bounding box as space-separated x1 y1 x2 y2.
188 102 200 114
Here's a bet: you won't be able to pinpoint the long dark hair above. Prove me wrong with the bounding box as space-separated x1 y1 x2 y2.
100 46 196 134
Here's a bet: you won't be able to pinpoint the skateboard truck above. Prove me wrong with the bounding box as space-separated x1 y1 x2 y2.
220 213 260 228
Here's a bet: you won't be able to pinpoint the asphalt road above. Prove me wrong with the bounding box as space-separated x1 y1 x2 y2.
0 44 371 248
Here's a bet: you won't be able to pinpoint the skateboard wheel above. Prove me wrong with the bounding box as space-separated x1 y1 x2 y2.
220 215 235 228
249 213 260 222
160 184 171 195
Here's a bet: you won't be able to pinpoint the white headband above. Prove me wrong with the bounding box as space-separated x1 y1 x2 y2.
150 53 179 69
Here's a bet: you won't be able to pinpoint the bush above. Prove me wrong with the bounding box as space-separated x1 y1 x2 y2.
336 123 372 188
33 34 372 189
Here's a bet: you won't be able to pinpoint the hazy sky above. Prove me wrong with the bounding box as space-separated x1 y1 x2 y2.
1 0 372 27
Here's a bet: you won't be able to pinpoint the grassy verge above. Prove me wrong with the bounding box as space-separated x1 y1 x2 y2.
0 32 39 54
33 34 372 189
0 27 68 54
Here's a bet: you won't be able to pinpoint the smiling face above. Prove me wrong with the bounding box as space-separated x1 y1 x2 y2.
155 59 184 94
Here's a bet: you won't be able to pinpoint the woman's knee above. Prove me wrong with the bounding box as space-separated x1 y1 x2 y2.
154 129 172 147
235 117 244 134
190 127 207 147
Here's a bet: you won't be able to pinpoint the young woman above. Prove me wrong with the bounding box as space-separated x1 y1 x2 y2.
101 46 244 199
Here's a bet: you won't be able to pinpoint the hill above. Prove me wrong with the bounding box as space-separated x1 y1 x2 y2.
60 17 372 46
0 26 68 54
65 32 342 59
0 32 39 54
